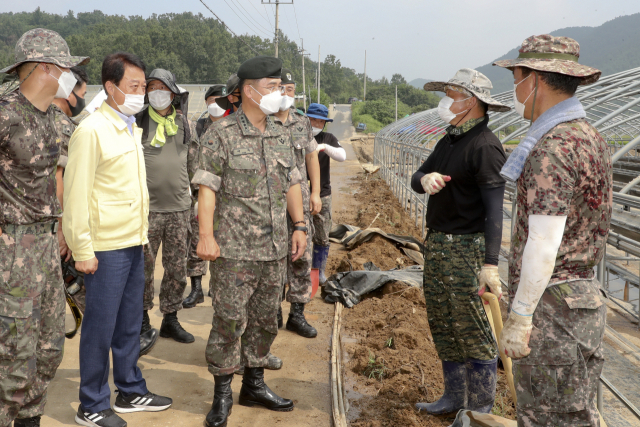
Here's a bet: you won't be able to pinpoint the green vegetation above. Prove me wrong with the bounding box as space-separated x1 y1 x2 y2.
363 351 387 380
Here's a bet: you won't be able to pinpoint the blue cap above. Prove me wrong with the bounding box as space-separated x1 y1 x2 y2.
306 103 333 122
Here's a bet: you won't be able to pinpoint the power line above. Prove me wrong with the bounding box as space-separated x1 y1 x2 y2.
243 0 273 28
262 3 273 26
221 0 272 38
198 0 261 55
231 0 273 35
292 2 302 41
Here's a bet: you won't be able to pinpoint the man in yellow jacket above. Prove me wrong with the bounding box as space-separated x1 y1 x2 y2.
63 52 172 427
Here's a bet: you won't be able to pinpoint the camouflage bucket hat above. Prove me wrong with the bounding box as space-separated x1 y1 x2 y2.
423 68 510 112
493 34 601 85
0 28 90 74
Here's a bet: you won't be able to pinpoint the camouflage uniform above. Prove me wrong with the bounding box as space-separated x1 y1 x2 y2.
279 108 317 303
508 119 612 427
312 196 332 247
191 107 301 375
52 103 77 168
143 114 199 315
0 89 66 425
423 231 497 363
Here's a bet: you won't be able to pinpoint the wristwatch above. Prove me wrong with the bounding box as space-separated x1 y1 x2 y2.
293 225 308 234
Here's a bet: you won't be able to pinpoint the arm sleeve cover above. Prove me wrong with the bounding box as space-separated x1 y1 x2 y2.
480 185 505 266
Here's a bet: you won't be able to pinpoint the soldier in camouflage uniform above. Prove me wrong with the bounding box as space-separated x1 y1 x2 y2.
137 69 199 346
0 28 89 427
412 69 510 415
192 56 307 427
184 84 228 308
274 68 322 338
494 35 611 427
51 66 89 316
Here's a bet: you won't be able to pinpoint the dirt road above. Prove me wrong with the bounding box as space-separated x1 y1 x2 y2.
40 104 364 427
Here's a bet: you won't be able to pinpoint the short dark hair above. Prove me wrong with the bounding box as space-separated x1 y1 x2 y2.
101 52 145 90
521 67 580 96
71 66 88 87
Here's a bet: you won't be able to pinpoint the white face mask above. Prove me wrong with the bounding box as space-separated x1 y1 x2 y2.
513 73 534 118
312 127 323 136
279 95 295 112
148 90 173 110
113 84 145 116
208 102 226 118
50 65 77 99
437 95 472 124
250 86 282 115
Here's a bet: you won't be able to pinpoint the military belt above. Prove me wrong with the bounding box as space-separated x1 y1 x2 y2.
3 221 58 235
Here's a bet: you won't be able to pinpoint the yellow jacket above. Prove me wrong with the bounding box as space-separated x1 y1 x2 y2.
63 102 149 261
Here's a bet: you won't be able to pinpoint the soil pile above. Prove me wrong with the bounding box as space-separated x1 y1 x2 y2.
350 135 376 164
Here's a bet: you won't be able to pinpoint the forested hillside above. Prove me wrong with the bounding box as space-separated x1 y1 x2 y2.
0 8 438 110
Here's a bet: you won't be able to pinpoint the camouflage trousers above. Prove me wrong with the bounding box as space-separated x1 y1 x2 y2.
423 231 497 363
187 205 208 278
143 210 190 315
513 280 605 427
312 195 332 247
206 257 286 376
286 210 314 303
0 223 65 426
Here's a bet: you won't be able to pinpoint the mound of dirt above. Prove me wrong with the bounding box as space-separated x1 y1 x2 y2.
351 136 375 164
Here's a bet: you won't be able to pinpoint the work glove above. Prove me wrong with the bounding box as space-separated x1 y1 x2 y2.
420 172 451 195
499 310 533 359
478 265 502 300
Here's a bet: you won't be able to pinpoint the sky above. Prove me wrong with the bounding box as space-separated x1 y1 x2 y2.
2 0 640 82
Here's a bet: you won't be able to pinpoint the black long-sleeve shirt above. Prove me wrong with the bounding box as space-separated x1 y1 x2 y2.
411 116 506 265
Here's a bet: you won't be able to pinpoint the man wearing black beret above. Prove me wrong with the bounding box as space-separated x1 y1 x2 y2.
215 74 241 116
192 56 307 426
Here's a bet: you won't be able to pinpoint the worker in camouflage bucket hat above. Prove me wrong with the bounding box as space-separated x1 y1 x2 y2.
493 35 610 427
0 28 88 427
413 68 507 416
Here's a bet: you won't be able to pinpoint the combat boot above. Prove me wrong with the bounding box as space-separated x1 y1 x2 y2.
183 276 204 308
415 360 466 414
13 416 40 427
465 357 498 413
238 368 294 412
160 311 195 343
139 310 158 357
286 302 317 338
312 245 330 284
205 374 233 427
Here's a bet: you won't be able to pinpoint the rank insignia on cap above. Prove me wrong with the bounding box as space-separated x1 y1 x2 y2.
222 87 227 96
286 73 292 81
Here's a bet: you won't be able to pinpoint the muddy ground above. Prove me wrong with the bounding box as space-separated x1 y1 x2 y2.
331 173 516 426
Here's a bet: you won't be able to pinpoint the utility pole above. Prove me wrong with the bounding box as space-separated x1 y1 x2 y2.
364 51 368 101
262 0 294 58
317 45 321 104
300 39 309 111
395 85 398 121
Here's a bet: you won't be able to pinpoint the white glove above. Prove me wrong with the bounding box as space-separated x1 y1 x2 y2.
499 310 533 359
478 265 502 300
317 143 326 151
420 172 450 195
194 202 199 219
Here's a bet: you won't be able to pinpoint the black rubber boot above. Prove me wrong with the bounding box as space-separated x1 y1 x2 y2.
160 311 195 343
139 310 158 357
277 307 283 329
205 374 234 427
415 360 466 414
466 357 498 413
239 367 294 412
13 416 41 427
183 276 204 308
286 303 317 338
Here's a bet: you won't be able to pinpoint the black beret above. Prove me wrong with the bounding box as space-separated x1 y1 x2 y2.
205 84 227 100
237 56 283 80
281 68 295 84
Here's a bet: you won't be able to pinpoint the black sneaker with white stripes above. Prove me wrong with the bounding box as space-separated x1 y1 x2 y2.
75 406 126 427
113 390 172 413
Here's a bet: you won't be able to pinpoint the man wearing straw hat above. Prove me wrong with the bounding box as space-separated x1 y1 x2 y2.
411 68 509 415
494 35 611 426
0 28 89 427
